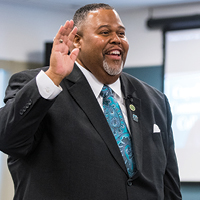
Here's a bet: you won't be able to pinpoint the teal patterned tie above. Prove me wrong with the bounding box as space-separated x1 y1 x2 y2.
100 85 136 177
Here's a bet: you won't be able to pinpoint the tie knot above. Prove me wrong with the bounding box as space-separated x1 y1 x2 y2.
100 85 113 98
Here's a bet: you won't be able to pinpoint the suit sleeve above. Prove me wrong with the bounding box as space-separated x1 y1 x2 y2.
0 71 55 158
163 95 182 200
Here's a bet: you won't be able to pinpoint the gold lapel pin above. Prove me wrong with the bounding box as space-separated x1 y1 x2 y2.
129 104 136 112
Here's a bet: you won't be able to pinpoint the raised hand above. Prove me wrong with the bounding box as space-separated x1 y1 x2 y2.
46 20 79 86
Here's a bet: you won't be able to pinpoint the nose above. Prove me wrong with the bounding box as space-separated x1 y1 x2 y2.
110 33 121 44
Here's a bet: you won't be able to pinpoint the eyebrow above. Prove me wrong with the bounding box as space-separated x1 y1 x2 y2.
97 25 126 31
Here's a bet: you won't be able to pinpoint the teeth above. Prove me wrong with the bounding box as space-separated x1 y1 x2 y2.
108 50 120 55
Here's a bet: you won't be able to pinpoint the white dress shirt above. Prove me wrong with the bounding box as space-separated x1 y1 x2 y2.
36 62 130 131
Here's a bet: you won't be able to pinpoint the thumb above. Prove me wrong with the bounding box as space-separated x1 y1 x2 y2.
70 48 79 63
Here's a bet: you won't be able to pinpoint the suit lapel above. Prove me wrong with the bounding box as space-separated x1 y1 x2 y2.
63 65 127 174
120 73 143 173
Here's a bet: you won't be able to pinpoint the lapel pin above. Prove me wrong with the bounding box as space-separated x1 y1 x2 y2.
129 104 136 112
132 114 138 122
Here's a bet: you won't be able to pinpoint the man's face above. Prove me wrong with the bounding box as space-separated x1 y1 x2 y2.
75 9 129 84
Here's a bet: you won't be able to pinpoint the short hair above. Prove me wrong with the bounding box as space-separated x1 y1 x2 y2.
73 3 114 32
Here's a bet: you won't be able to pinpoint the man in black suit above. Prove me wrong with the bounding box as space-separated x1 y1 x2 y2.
0 3 182 200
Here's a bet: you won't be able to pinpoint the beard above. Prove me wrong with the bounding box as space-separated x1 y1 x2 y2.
103 59 124 76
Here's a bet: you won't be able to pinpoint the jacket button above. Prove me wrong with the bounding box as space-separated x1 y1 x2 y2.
127 179 133 186
19 110 24 115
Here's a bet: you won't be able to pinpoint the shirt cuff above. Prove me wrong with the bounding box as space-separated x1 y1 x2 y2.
36 70 62 99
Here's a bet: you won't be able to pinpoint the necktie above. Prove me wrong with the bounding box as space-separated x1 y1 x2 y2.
100 85 136 177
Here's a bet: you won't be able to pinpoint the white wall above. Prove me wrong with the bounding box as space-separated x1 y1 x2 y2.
0 3 74 64
1 2 200 199
119 2 200 67
120 8 163 67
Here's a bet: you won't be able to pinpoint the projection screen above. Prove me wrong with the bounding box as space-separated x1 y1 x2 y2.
164 28 200 181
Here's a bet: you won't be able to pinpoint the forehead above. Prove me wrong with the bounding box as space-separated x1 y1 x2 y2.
84 9 125 30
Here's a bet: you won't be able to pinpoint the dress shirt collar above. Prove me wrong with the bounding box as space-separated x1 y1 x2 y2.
75 61 123 99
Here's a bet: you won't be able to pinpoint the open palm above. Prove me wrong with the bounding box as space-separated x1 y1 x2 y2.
46 20 79 86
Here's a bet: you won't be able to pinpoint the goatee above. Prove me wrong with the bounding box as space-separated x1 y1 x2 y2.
103 60 123 76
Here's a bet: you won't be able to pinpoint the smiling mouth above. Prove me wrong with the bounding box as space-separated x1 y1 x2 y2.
107 50 121 56
105 50 122 60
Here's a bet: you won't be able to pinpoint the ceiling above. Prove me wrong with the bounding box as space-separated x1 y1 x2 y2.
0 0 200 12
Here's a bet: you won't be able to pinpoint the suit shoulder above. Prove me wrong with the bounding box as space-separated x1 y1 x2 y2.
4 66 49 102
11 66 49 80
8 66 49 87
121 72 165 100
121 71 161 92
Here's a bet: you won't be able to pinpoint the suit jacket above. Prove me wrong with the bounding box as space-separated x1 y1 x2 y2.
0 64 182 200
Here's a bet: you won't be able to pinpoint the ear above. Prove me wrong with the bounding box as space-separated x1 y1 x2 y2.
73 34 82 49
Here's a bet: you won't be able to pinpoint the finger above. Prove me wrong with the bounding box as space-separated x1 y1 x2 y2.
56 26 77 53
52 21 76 54
54 22 76 45
60 20 74 38
69 48 79 63
63 20 74 30
66 26 77 45
53 21 71 42
53 25 65 45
